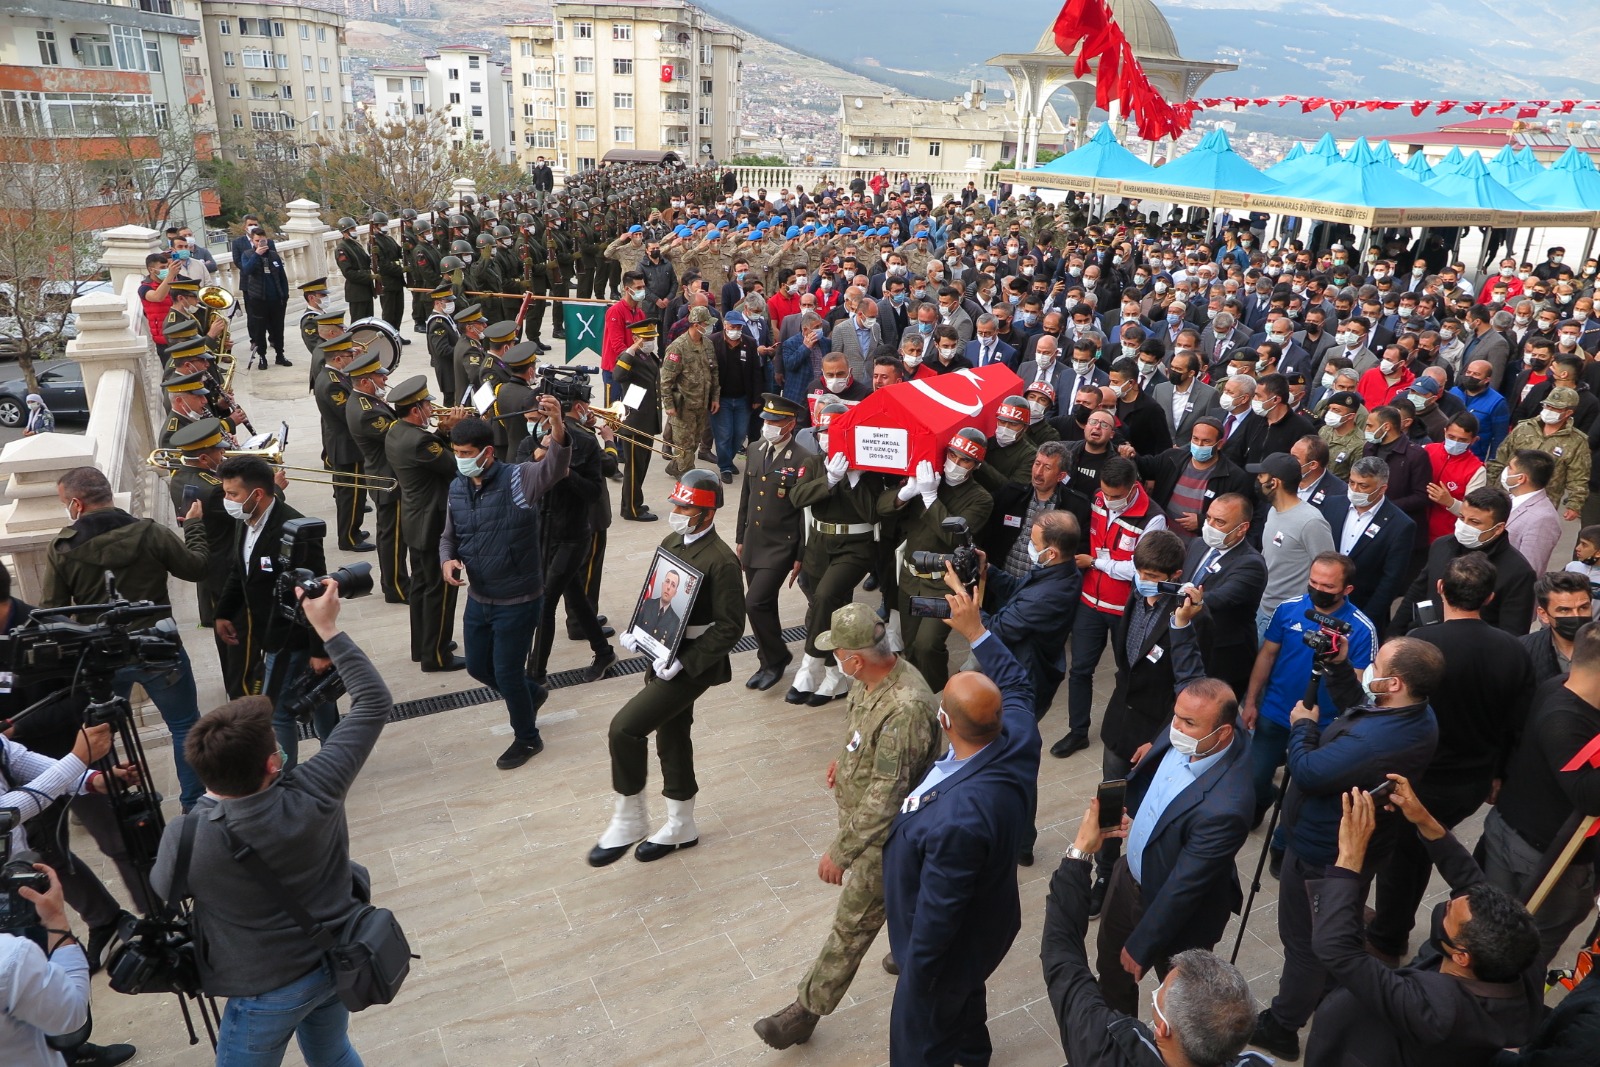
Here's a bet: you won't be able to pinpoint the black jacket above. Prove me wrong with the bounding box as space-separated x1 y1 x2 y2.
981 561 1081 717
1518 626 1566 684
1181 538 1267 653
1318 497 1416 632
1101 597 1211 759
1113 391 1173 457
522 420 602 543
214 501 326 657
1391 532 1536 637
1134 446 1252 521
979 481 1092 563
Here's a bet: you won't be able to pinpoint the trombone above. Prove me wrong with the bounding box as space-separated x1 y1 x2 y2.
583 406 678 460
147 447 399 493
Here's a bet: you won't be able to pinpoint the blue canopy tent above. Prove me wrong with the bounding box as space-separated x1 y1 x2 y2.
1266 132 1341 184
1486 143 1541 187
1509 147 1600 256
1433 147 1469 176
1401 151 1437 185
1371 140 1400 168
1424 151 1536 213
1106 128 1282 208
997 124 1158 193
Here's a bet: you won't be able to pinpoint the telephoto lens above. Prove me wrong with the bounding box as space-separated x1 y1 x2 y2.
301 562 374 601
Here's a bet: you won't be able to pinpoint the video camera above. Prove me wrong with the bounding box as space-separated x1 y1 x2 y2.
1301 609 1353 671
907 518 981 619
0 588 179 693
536 363 596 411
0 810 48 936
273 518 374 627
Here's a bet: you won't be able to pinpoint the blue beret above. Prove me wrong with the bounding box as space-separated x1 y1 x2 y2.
628 224 643 234
785 226 801 239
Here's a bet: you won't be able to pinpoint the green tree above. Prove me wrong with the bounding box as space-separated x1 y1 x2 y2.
991 148 1063 171
729 153 787 168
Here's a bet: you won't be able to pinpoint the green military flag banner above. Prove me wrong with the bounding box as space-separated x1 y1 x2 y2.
563 303 605 361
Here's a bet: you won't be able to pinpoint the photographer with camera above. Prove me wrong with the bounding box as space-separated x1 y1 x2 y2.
44 467 209 813
212 457 340 771
1249 633 1441 1061
0 863 136 1066
150 578 391 1066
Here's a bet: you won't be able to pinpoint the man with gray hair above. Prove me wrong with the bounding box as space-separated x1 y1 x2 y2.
1043 791 1260 1066
752 603 941 1050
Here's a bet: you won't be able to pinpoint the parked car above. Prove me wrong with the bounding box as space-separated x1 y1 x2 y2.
0 280 114 358
0 362 88 427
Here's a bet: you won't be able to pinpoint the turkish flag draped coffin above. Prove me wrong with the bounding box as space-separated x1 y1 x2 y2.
830 364 1027 477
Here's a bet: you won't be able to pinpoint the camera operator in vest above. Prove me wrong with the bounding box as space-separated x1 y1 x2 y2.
149 585 392 1066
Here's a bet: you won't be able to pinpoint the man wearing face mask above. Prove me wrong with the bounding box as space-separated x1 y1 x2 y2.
878 430 994 692
1486 386 1590 523
1107 358 1172 458
1223 373 1315 470
975 396 1038 489
1391 487 1534 637
1362 406 1432 563
613 320 664 522
1524 570 1591 680
1499 449 1562 573
311 333 372 554
1317 456 1416 635
423 285 460 403
1448 359 1509 461
735 395 812 691
1305 782 1542 1067
661 305 720 479
344 353 408 605
591 470 746 866
1248 634 1441 1062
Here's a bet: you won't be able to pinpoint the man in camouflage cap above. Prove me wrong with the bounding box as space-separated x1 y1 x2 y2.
752 602 941 1050
660 304 719 478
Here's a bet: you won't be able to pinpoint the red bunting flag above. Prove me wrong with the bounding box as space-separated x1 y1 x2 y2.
1435 100 1458 114
1050 0 1193 139
1329 101 1350 118
1463 102 1485 115
1556 100 1577 113
1410 101 1431 116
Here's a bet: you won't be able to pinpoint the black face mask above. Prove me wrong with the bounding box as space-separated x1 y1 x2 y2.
1071 403 1093 424
1462 377 1487 393
1307 585 1341 611
1552 614 1587 640
1256 479 1276 499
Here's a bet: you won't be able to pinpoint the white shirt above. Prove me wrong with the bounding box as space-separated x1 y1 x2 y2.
1509 489 1539 512
1169 382 1193 426
241 499 276 567
1339 501 1380 554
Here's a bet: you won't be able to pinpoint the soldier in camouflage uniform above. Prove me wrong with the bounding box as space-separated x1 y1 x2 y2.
752 602 941 1050
660 305 719 478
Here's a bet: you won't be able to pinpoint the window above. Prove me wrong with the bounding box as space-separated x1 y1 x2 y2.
317 27 326 43
554 54 566 74
578 156 595 171
700 45 713 64
447 67 459 80
555 20 564 41
613 92 633 109
471 104 483 118
613 125 634 143
238 18 264 36
386 78 403 93
300 25 310 40
271 21 285 37
574 91 593 108
613 58 633 76
471 129 483 141
928 141 942 157
280 85 293 99
37 31 59 66
574 57 593 74
227 82 240 98
448 92 461 105
112 26 148 71
469 81 481 94
303 55 311 71
532 128 556 148
556 87 567 107
340 57 351 74
413 103 425 116
153 103 169 128
218 19 231 35
316 57 327 72
612 23 632 41
275 53 288 69
323 85 332 102
537 99 554 119
182 56 200 75
521 72 533 87
306 82 316 99
450 116 462 128
697 106 711 126
75 34 115 68
558 120 566 140
968 143 985 160
250 110 273 130
519 41 533 57
468 55 480 69
576 124 595 141
895 137 909 156
410 77 423 92
523 103 536 119
533 69 553 88
573 21 593 39
222 51 236 67
233 113 244 128
701 78 713 95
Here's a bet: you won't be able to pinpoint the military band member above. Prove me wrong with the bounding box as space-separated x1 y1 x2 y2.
612 319 662 522
408 218 443 334
304 303 347 394
346 351 408 604
167 417 255 697
160 370 233 447
312 332 372 552
786 402 880 706
516 214 554 352
386 376 466 672
452 302 490 397
423 284 459 402
161 331 235 424
298 277 331 385
165 278 229 355
333 216 375 321
488 340 540 459
735 393 812 691
589 469 746 867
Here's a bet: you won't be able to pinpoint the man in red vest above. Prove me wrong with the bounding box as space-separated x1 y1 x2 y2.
1422 412 1487 545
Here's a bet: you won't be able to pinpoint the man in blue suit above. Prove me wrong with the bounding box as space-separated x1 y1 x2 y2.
1094 677 1256 1016
883 577 1040 1067
1316 455 1415 634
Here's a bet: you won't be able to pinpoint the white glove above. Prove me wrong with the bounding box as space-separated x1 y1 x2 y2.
913 459 940 498
619 631 640 654
825 452 849 486
897 476 919 502
653 654 683 680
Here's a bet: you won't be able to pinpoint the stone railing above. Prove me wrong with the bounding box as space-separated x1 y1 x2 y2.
731 166 1001 202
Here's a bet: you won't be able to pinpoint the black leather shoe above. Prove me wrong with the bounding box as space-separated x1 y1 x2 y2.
568 624 614 640
587 842 634 867
70 1044 136 1067
1050 733 1089 759
583 647 617 683
806 692 845 707
496 737 544 770
533 340 551 353
784 687 810 705
624 510 659 522
421 655 467 673
882 952 899 975
1269 847 1284 880
385 594 408 605
86 912 127 974
1017 849 1034 867
256 354 268 370
1088 875 1109 918
863 573 879 592
275 355 294 366
635 837 697 862
399 337 411 346
746 667 782 691
342 541 377 553
596 615 607 626
720 469 734 484
1249 1010 1301 1061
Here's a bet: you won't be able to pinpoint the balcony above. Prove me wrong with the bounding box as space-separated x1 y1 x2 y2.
242 65 278 81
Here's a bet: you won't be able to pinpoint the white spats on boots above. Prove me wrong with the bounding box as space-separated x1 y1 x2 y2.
784 654 826 704
635 797 698 862
586 792 650 867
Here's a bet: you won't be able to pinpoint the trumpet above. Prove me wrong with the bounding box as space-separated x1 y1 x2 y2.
147 448 398 492
428 406 477 434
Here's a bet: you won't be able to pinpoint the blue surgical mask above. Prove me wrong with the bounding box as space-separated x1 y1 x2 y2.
1189 442 1215 462
1134 578 1161 598
917 321 933 335
455 451 487 477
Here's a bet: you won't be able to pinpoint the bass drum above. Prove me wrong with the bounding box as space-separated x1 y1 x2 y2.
347 317 402 372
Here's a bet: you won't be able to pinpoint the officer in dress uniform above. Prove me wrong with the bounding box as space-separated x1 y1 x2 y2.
333 217 375 321
160 370 234 447
752 602 942 1050
303 303 348 394
298 277 330 386
736 393 813 691
488 340 540 460
422 284 458 402
312 333 372 552
167 417 255 698
452 303 491 397
164 278 229 356
612 319 662 522
385 375 466 672
161 334 237 426
588 469 746 867
786 402 881 705
346 350 408 604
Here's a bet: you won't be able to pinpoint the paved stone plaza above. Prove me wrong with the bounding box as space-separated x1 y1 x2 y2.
78 336 1554 1066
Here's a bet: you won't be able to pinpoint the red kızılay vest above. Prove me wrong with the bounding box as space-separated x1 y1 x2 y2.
1081 484 1156 615
1425 442 1484 543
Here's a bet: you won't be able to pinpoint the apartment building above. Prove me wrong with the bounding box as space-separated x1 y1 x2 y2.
838 84 1067 172
199 0 353 151
370 44 515 162
0 0 217 229
506 0 743 177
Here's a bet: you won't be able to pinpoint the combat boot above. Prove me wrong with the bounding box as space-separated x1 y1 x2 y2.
752 1001 820 1049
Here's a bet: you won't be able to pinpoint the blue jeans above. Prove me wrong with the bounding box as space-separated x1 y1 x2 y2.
1249 716 1292 818
1065 606 1115 739
463 596 544 744
262 648 341 771
113 645 202 811
710 401 748 474
215 962 362 1067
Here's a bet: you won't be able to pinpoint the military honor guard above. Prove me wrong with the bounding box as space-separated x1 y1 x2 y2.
735 393 811 691
298 277 331 385
423 284 459 401
452 302 491 397
612 319 663 522
346 350 408 604
487 340 541 461
312 332 372 552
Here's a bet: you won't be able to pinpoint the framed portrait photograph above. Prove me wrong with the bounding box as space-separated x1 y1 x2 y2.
626 548 704 663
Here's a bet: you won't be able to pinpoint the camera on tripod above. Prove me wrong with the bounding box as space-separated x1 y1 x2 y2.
536 363 596 411
273 518 374 627
908 518 981 619
1301 609 1353 669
